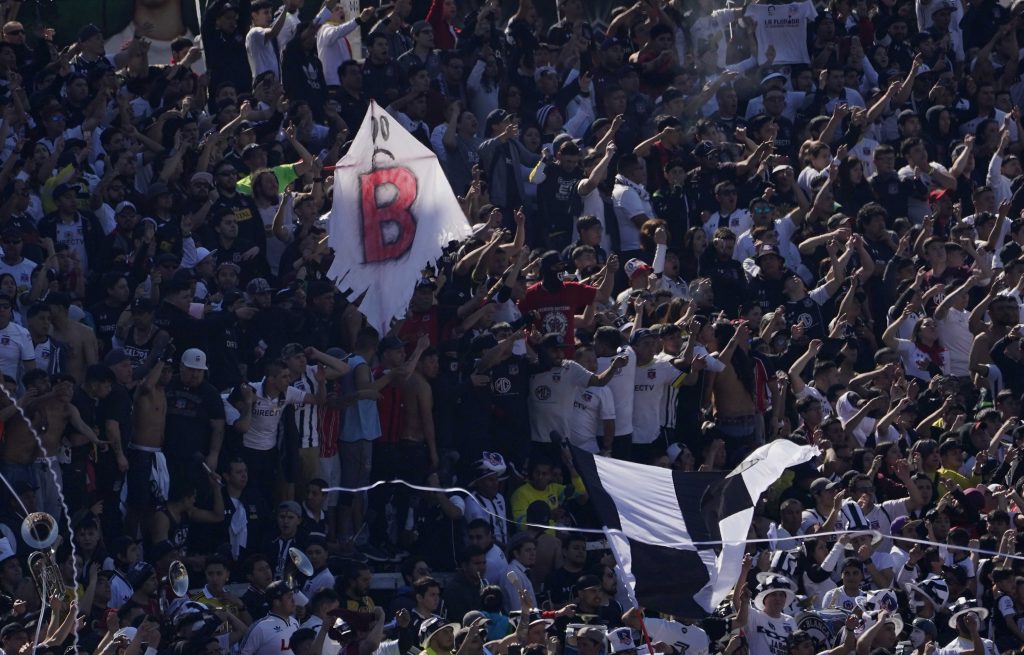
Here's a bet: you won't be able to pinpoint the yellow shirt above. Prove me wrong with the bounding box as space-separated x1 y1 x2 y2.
510 476 586 526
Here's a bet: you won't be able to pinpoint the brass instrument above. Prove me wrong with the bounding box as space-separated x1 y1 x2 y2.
285 546 313 590
159 560 189 614
21 512 65 600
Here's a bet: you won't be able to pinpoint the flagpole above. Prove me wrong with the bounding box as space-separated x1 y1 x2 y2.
637 610 656 655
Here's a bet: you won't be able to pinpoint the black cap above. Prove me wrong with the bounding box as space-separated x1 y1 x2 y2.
540 333 566 350
132 298 155 314
693 141 719 158
264 580 294 602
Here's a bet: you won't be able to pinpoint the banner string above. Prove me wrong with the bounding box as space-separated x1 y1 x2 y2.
323 479 1024 562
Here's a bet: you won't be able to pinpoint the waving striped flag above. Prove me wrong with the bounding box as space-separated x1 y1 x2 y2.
572 441 818 618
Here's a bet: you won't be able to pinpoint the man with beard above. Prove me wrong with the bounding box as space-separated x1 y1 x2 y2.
532 140 584 251
518 251 612 358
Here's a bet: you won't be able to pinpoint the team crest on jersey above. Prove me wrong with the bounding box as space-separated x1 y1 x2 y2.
552 373 561 382
647 369 656 379
535 386 551 400
494 378 512 394
582 391 592 402
0 337 8 346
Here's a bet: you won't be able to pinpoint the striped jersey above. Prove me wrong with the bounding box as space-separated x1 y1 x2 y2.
291 365 322 449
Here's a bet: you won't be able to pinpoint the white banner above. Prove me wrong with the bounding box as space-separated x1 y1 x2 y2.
326 101 471 334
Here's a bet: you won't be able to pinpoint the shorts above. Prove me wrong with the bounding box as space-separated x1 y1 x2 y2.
125 448 157 510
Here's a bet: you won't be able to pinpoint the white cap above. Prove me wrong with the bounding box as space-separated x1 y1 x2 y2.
195 247 216 262
113 627 138 641
115 201 137 214
181 348 208 370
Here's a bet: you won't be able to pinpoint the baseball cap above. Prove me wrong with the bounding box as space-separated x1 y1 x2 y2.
574 574 602 593
540 333 566 350
278 501 302 517
472 452 507 483
217 261 241 273
624 258 653 280
928 188 953 203
190 172 214 186
629 328 655 346
693 140 719 158
462 610 492 626
810 477 839 494
661 87 684 103
77 24 102 42
411 20 431 34
52 182 76 199
280 343 305 359
103 348 131 367
115 201 137 214
246 277 274 294
378 335 405 353
577 626 605 644
760 72 787 86
131 298 155 315
755 244 784 261
181 348 208 370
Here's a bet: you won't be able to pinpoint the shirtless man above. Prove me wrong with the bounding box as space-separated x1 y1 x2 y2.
968 291 1019 389
0 380 40 505
21 370 100 518
126 359 173 537
114 298 171 381
706 320 760 465
402 348 440 469
45 293 98 384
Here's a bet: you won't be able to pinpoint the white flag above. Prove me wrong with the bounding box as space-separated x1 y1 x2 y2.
326 102 471 333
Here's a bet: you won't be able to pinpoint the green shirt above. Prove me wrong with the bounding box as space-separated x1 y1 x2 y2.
236 163 299 195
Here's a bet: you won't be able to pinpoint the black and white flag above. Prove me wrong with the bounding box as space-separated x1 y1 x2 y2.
572 440 818 619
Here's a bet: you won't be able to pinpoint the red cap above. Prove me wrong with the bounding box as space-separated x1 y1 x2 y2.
928 188 952 204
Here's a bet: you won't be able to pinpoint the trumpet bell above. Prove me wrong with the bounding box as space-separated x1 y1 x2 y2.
288 547 314 577
168 560 189 597
21 512 59 550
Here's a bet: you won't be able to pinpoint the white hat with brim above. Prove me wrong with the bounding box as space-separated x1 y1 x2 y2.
862 611 903 637
419 620 459 649
948 598 989 629
753 574 796 611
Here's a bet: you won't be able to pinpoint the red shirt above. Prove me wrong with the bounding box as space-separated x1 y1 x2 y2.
518 281 597 357
397 307 440 349
373 366 404 444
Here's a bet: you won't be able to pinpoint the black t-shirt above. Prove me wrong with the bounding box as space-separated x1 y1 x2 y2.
209 192 265 253
89 301 126 353
154 303 209 355
545 566 585 607
163 378 227 460
536 163 583 242
99 383 133 446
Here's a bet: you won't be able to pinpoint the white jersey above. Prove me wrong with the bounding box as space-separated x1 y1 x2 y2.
317 19 360 86
243 381 307 450
240 612 300 655
291 365 322 448
598 346 637 437
528 360 594 444
936 308 972 376
632 358 683 445
703 209 752 240
569 385 615 452
745 606 795 655
642 618 710 655
0 320 34 382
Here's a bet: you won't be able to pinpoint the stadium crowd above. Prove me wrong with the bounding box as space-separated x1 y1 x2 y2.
0 0 1024 654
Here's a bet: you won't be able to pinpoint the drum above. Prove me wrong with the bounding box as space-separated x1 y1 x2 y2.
795 609 850 649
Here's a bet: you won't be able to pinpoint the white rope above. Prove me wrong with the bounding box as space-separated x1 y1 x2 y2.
323 479 1024 562
0 386 80 650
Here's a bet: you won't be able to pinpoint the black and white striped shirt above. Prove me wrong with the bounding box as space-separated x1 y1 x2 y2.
291 365 321 449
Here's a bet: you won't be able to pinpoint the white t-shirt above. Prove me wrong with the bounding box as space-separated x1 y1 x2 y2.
528 360 594 443
745 606 795 655
632 358 683 445
744 0 818 65
938 636 998 655
597 346 637 437
243 381 307 450
55 217 89 273
0 321 34 381
449 492 509 546
0 259 37 296
897 163 950 223
246 26 280 79
643 619 710 655
936 309 972 376
579 186 612 254
894 337 951 382
794 385 833 418
612 177 653 252
569 385 615 452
